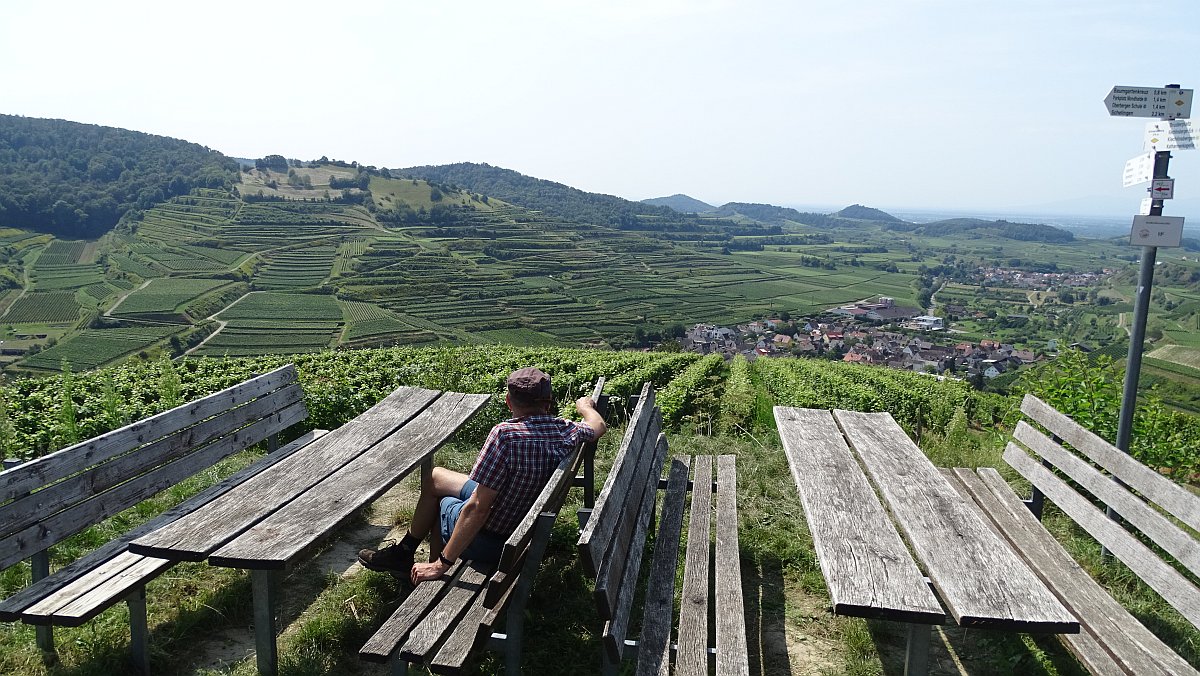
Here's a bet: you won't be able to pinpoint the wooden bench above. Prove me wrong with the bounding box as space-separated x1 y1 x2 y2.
578 382 749 675
0 364 323 674
358 379 608 675
945 394 1200 675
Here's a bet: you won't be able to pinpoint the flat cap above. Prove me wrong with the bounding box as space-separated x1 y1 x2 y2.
507 367 552 400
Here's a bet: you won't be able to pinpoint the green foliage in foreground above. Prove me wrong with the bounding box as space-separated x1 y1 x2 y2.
1017 348 1200 478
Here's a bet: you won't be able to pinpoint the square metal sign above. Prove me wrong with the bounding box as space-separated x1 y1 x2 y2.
1130 215 1184 247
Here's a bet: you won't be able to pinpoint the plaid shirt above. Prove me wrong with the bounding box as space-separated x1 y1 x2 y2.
470 415 595 535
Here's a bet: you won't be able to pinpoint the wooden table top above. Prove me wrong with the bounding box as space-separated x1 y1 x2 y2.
775 406 1078 633
130 387 490 570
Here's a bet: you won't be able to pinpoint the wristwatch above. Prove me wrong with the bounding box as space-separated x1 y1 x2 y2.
438 553 455 566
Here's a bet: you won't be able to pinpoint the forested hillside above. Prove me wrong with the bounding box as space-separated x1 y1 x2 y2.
0 115 239 237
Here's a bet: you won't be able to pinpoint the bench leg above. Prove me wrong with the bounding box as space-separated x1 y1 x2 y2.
904 623 931 676
421 458 444 562
30 550 54 656
127 585 151 674
390 655 409 676
600 648 620 676
503 513 556 675
252 569 281 676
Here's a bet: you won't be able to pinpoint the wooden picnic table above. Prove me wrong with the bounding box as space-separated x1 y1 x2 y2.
129 385 490 676
773 407 1078 675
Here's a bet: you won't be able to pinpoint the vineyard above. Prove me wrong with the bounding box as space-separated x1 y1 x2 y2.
0 345 1009 461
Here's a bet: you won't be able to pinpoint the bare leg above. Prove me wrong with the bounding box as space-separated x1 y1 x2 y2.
408 467 470 542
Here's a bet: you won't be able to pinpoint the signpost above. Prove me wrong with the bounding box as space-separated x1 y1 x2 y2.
1104 84 1191 556
1104 85 1193 119
1145 119 1198 151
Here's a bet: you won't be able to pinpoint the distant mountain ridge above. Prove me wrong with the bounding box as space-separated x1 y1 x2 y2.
641 194 715 213
713 202 806 223
837 204 905 222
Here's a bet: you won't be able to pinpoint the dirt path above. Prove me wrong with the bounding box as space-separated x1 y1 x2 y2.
104 279 151 317
181 480 419 674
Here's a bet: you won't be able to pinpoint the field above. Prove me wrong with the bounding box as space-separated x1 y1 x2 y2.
2 292 80 323
1148 344 1200 370
0 346 1196 675
111 278 232 318
16 327 180 372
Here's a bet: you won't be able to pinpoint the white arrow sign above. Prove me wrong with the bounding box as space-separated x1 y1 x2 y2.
1105 86 1192 119
1145 120 1198 151
1150 178 1175 200
1130 215 1184 247
1123 152 1154 187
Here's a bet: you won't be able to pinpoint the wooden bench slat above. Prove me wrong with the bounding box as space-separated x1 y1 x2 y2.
400 562 491 662
634 455 691 676
209 392 490 568
596 412 664 620
952 467 1195 676
359 559 468 662
837 409 1075 631
1014 421 1200 578
1021 394 1200 534
0 401 308 570
601 432 669 661
0 364 298 502
578 382 655 574
0 429 327 623
1005 442 1200 629
773 407 943 623
676 454 713 676
1 382 305 539
428 587 491 676
714 454 749 676
21 552 171 626
130 386 441 561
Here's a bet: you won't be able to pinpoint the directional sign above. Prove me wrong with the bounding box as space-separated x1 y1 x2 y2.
1140 198 1154 215
1145 120 1198 151
1123 152 1154 187
1105 86 1193 119
1130 215 1184 247
1150 178 1175 199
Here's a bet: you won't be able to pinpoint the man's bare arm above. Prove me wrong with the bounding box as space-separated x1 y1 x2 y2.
576 396 608 438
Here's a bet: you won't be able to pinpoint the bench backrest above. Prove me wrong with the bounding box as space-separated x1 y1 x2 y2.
1010 393 1200 627
0 364 308 569
576 382 667 639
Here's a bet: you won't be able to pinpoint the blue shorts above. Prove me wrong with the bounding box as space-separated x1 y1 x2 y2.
439 479 505 566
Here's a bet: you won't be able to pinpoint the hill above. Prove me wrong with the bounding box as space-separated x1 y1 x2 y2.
913 218 1075 243
0 115 240 237
713 201 806 223
836 204 905 222
641 194 715 213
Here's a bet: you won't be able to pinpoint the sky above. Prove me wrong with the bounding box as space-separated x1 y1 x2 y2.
3 0 1199 218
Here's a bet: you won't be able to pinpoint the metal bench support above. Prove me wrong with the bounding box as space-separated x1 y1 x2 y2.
127 585 150 674
252 569 281 676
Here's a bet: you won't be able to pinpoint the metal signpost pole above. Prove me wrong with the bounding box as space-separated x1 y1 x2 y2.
1101 83 1191 556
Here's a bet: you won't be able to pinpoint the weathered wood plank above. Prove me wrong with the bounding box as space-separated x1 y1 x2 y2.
0 429 326 622
359 560 466 662
1005 442 1200 629
1 383 305 539
578 382 655 574
836 409 1076 632
0 401 308 570
955 467 1195 676
676 454 712 676
1014 421 1200 577
209 392 489 568
715 454 749 676
21 552 171 626
400 562 490 662
0 365 297 502
1021 394 1200 534
428 588 490 675
601 432 668 660
634 455 690 676
130 386 441 561
595 413 664 620
772 407 943 623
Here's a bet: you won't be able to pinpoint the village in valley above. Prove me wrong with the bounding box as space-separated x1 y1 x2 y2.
683 296 1044 384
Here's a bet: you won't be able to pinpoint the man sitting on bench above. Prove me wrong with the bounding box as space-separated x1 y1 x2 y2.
358 367 607 583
